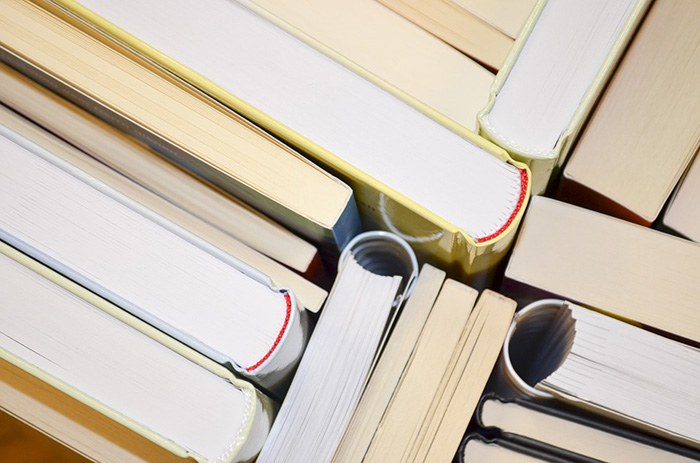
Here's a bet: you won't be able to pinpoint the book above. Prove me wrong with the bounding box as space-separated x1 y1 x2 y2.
477 394 700 463
558 0 700 225
244 0 495 131
333 264 446 463
257 232 419 462
0 71 327 314
504 196 700 344
0 61 320 276
0 240 273 463
663 155 700 242
48 0 531 281
0 117 307 392
376 0 515 71
451 0 539 39
502 300 700 449
460 433 571 463
478 0 651 194
0 0 360 250
1 360 181 463
360 287 516 463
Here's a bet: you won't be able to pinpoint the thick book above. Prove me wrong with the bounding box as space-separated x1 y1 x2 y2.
244 0 494 131
558 0 700 225
0 115 306 392
0 241 273 463
48 0 531 281
258 232 419 463
360 288 516 463
0 0 360 251
478 0 651 193
504 196 700 344
477 394 700 462
663 155 700 243
0 68 327 314
500 300 700 450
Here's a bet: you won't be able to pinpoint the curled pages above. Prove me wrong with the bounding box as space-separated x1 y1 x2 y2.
259 231 418 463
501 299 700 450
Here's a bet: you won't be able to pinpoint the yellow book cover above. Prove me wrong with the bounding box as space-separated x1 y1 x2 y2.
43 0 530 282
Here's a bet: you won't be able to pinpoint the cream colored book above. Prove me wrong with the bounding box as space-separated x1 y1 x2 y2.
451 0 538 39
333 264 446 463
0 98 326 314
0 241 273 463
42 0 530 280
378 0 513 71
663 155 700 242
413 290 516 463
244 0 494 131
361 287 515 463
0 63 319 275
559 0 700 225
0 119 307 392
505 196 700 344
0 0 360 250
478 0 651 194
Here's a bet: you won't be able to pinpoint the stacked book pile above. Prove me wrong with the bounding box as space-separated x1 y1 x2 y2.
1 0 698 462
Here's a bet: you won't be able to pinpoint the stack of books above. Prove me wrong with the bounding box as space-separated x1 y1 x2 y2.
1 0 698 462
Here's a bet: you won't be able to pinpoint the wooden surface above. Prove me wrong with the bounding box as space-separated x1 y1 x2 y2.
0 410 89 463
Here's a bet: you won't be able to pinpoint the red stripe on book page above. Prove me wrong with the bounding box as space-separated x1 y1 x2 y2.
246 292 292 372
476 168 529 243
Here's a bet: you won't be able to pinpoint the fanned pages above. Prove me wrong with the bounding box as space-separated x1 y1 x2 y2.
259 232 418 463
478 0 650 193
0 120 305 391
504 300 700 449
333 264 446 463
51 0 530 279
0 242 271 463
0 0 359 249
243 0 494 131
